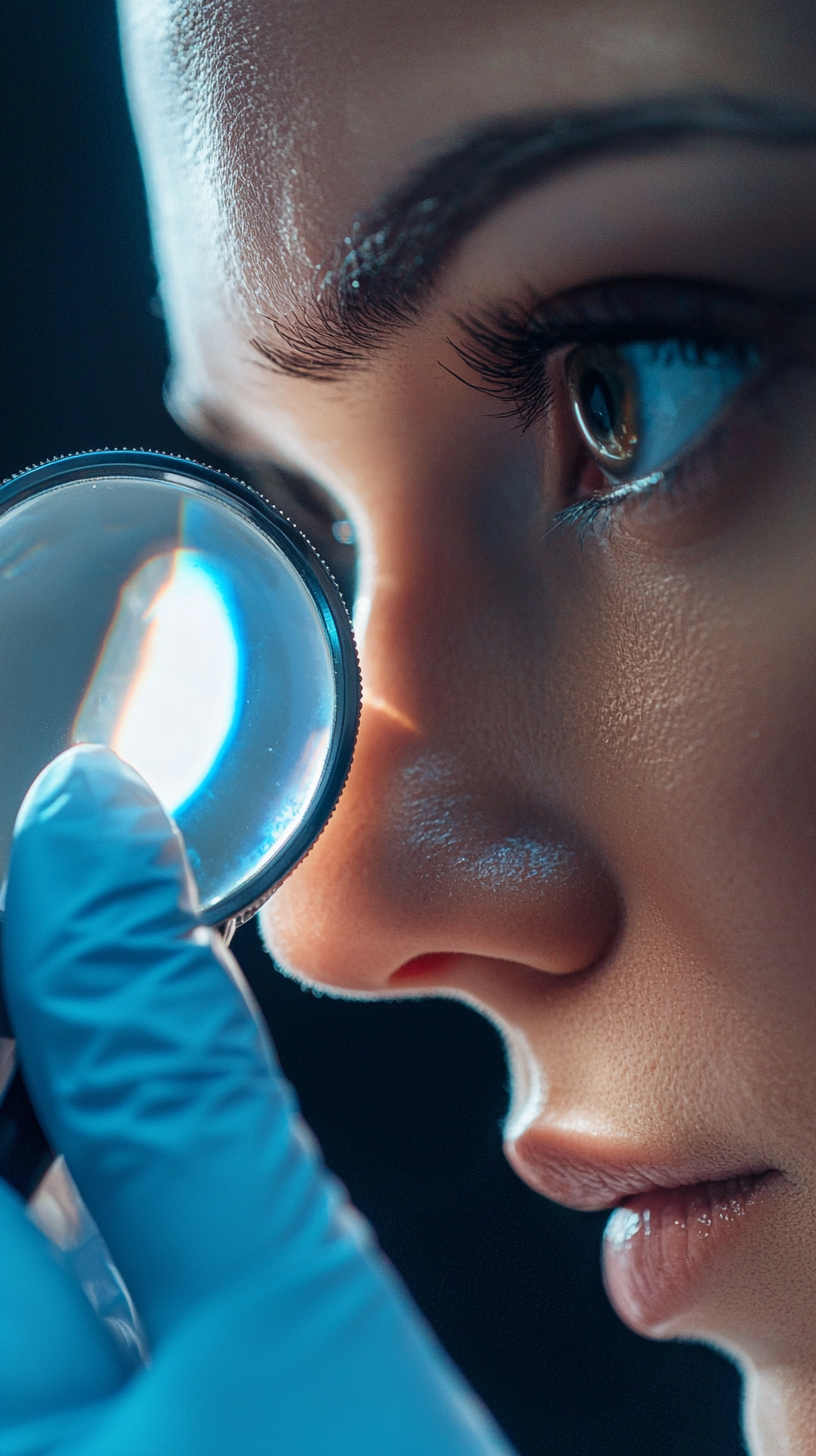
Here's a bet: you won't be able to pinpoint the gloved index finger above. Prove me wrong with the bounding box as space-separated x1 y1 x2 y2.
2 746 346 1344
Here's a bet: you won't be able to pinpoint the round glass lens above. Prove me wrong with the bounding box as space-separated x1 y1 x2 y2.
0 454 359 923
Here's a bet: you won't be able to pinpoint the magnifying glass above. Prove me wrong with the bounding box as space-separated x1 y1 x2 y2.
0 450 360 1194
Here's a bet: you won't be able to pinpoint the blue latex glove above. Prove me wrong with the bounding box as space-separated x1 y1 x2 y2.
0 746 516 1456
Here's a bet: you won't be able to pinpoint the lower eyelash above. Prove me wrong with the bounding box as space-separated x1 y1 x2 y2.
549 495 618 540
550 469 663 533
548 471 669 539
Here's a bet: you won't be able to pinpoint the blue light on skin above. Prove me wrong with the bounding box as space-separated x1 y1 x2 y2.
73 549 243 817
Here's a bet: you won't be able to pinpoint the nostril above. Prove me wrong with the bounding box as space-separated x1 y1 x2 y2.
389 951 457 983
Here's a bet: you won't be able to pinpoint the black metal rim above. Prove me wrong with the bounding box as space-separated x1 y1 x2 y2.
0 450 361 926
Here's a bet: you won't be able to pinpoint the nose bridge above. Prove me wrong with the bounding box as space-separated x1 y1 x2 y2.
261 515 620 988
354 446 546 747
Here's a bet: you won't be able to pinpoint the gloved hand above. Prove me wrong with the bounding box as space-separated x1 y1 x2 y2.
0 745 515 1456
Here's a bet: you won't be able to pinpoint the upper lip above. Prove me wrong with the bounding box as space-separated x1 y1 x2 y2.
506 1129 777 1212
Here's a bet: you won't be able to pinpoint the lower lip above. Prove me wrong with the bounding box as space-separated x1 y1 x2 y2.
603 1172 779 1335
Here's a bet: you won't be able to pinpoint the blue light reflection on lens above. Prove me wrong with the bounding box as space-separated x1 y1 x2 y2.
73 547 243 816
0 473 338 916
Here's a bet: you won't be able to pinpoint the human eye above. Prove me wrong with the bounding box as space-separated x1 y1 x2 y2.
564 336 758 495
448 279 810 534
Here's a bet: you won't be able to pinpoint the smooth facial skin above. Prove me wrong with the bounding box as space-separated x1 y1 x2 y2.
119 3 816 1451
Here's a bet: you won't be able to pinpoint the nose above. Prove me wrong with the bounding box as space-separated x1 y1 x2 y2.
259 509 619 993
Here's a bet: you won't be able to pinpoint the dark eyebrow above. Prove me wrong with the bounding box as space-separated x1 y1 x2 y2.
251 91 816 381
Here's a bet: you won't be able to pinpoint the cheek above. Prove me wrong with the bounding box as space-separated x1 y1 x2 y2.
542 527 816 1139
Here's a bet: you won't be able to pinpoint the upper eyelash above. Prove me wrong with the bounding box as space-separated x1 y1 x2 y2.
441 278 811 541
444 277 799 432
443 308 552 429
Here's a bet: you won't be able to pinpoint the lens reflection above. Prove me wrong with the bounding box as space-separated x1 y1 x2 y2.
74 549 242 816
0 464 352 921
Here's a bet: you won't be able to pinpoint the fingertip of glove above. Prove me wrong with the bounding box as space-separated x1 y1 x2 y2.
5 747 202 1007
14 746 165 841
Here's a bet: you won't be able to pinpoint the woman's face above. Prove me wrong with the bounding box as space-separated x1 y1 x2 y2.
121 2 816 1448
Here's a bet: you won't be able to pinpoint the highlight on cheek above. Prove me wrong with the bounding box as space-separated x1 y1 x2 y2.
364 692 420 734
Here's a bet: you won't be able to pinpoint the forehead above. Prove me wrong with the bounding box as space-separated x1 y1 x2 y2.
124 0 813 256
119 0 815 444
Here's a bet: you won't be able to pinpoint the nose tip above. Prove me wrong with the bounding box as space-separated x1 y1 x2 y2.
259 715 620 993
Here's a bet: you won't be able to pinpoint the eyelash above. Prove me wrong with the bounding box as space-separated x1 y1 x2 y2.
549 461 687 539
446 279 796 532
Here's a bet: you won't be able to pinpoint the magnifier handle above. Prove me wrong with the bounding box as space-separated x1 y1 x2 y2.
0 942 56 1199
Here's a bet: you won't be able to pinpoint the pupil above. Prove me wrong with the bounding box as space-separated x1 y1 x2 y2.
582 369 616 438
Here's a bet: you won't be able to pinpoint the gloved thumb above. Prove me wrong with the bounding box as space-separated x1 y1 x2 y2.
3 745 349 1344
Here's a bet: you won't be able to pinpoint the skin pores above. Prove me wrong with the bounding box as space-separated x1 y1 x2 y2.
119 2 816 1450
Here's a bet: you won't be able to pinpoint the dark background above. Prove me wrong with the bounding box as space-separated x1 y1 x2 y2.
1 4 746 1451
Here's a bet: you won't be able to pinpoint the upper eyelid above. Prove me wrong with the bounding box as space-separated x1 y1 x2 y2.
445 278 810 429
456 278 806 357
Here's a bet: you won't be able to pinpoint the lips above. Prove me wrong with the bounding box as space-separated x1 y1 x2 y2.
507 1129 781 1335
505 1128 768 1211
603 1172 780 1334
